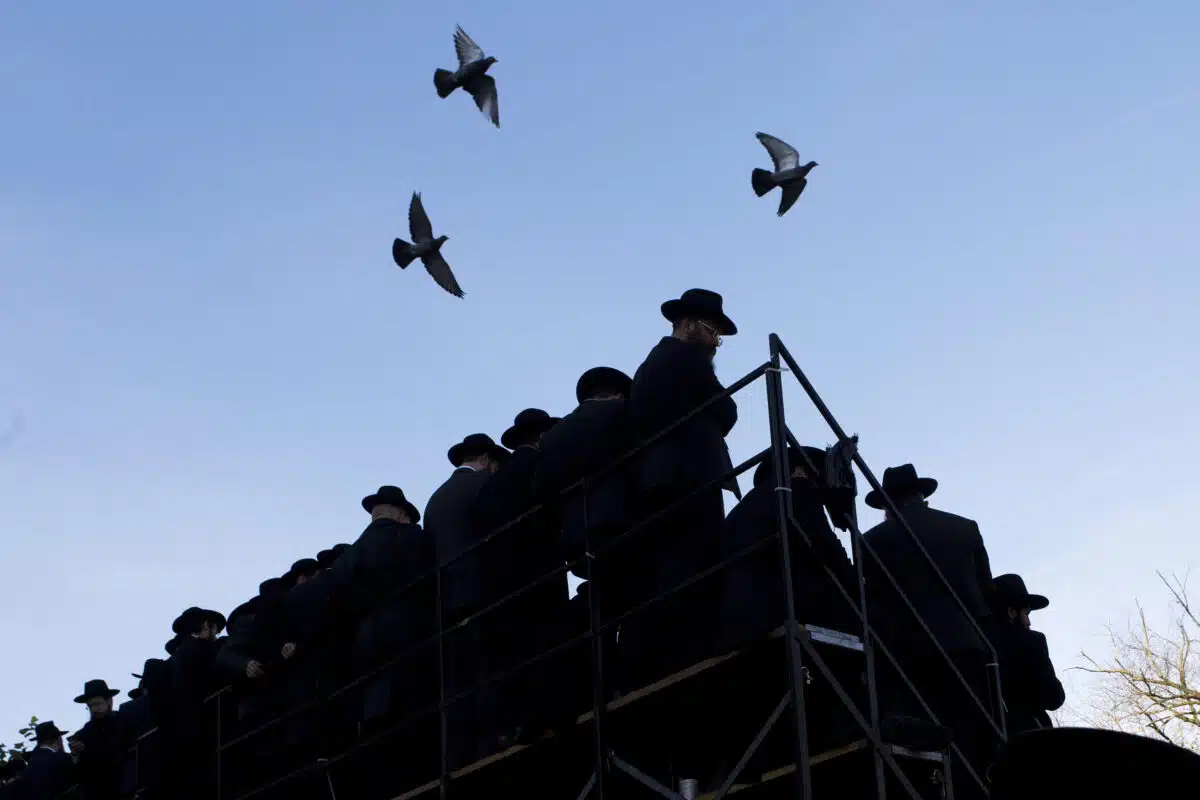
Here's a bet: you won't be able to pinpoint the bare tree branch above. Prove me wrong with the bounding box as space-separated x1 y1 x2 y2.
1077 571 1200 751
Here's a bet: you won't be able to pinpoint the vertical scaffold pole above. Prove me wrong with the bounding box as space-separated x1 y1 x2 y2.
764 345 813 800
582 485 609 799
436 568 450 800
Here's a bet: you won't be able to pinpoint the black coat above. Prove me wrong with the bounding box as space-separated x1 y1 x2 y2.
862 503 996 657
73 713 132 800
475 445 563 602
425 466 493 618
14 747 74 800
214 599 258 680
717 479 857 651
629 336 738 496
326 517 436 664
536 397 636 565
994 623 1065 734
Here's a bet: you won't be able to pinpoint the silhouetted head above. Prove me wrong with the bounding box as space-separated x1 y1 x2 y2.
806 161 818 169
483 57 498 68
434 235 450 248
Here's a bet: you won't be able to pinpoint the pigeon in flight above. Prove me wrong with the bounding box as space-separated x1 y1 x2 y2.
433 26 500 128
751 132 818 217
392 192 465 298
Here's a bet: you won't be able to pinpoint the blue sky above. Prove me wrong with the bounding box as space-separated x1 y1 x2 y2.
1 1 1198 739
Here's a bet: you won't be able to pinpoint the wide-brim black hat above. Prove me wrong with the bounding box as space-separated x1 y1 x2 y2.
991 727 1200 798
993 573 1049 611
258 577 284 598
447 433 510 468
127 687 144 701
171 606 227 636
164 636 181 656
360 485 421 523
576 366 632 404
501 408 561 449
34 721 70 741
73 679 119 704
316 544 349 569
285 557 321 583
661 288 737 336
752 445 828 489
864 463 938 510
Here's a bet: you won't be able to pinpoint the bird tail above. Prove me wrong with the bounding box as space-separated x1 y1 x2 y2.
433 69 458 98
392 239 417 269
751 168 776 197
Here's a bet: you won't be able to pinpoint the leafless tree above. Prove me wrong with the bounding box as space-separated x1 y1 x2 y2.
1078 572 1200 751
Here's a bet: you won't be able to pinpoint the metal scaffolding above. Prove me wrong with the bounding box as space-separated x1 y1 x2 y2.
92 333 1007 800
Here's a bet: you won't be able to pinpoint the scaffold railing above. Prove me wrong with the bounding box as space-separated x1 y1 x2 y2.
62 333 1006 800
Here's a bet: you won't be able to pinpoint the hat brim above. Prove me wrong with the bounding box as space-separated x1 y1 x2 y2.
661 299 737 335
1024 593 1049 611
448 441 510 468
500 417 561 450
864 476 938 510
74 690 119 703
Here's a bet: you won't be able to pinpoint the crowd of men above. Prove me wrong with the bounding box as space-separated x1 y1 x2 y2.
0 288 1066 800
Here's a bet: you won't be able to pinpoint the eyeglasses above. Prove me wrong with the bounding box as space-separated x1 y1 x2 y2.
698 320 722 347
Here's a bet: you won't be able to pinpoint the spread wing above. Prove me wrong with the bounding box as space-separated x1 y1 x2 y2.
454 25 486 67
777 182 806 216
423 251 465 298
755 132 799 172
408 192 434 241
465 74 499 128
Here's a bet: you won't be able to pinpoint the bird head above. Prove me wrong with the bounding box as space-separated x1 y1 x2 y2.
806 161 819 169
483 57 498 67
435 235 450 247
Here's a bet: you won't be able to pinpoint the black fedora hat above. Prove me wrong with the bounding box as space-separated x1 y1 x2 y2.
73 679 120 704
501 408 561 449
447 433 509 468
576 366 632 404
34 721 70 742
361 485 421 523
863 463 938 510
285 557 321 583
171 606 227 636
994 573 1049 612
258 577 284 598
316 543 350 569
752 445 828 489
661 288 737 336
991 727 1200 799
127 687 144 701
164 636 181 656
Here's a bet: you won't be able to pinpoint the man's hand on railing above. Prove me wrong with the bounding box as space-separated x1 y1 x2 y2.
245 660 265 679
281 642 297 660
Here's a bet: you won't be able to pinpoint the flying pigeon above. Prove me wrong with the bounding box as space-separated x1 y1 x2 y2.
751 132 817 217
433 26 500 128
392 192 465 298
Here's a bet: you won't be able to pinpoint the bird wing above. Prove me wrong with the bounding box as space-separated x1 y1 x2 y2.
454 25 486 67
409 192 434 241
777 180 806 216
464 74 499 127
423 251 465 298
755 132 799 172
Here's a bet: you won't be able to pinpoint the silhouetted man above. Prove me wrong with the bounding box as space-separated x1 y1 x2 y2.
70 679 131 800
861 464 998 790
14 722 73 800
992 574 1065 735
476 408 565 747
624 288 740 687
424 433 508 768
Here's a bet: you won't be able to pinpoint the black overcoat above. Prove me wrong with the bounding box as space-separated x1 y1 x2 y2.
862 504 996 657
535 397 636 565
424 467 493 618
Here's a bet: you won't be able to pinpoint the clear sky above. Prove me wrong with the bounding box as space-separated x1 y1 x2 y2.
1 1 1198 741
